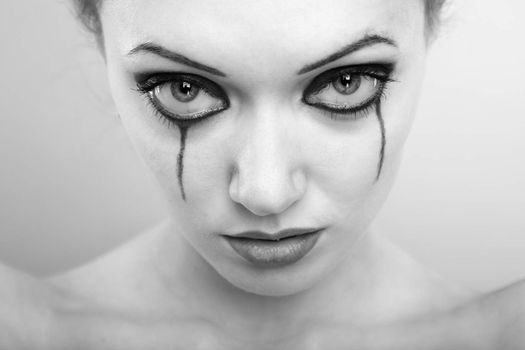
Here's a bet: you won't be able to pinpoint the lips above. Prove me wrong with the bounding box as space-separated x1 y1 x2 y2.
228 227 321 241
223 228 324 267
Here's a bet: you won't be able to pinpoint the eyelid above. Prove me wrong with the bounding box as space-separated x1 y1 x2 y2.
303 63 395 96
135 72 229 101
301 63 396 119
135 72 230 125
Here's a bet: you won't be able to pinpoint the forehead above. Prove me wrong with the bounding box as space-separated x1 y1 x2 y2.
101 0 424 73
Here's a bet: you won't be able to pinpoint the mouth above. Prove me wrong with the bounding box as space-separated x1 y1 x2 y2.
222 228 324 267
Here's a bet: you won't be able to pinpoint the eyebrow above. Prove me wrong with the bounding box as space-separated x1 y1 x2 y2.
127 42 227 77
297 34 398 75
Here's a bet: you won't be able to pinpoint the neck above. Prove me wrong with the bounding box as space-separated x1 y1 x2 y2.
149 220 457 343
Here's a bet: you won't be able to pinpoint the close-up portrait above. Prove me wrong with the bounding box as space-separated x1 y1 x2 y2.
0 0 524 349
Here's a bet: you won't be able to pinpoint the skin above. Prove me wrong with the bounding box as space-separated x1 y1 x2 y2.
102 0 426 299
0 0 524 348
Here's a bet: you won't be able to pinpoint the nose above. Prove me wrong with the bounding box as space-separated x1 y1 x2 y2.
229 109 306 216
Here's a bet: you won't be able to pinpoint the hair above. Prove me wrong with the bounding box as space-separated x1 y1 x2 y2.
425 0 448 38
71 0 102 39
71 0 447 46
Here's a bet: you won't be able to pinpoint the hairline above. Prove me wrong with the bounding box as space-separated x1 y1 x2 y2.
73 0 446 50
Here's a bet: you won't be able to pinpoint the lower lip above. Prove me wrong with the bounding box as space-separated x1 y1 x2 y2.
224 230 323 267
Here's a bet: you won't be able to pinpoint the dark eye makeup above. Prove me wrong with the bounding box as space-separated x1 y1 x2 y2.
133 63 396 201
134 72 231 202
135 72 230 127
302 63 395 120
134 63 395 127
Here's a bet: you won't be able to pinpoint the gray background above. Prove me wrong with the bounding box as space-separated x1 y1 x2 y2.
0 0 523 292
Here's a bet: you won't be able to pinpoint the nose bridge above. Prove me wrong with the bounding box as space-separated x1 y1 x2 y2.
229 105 305 216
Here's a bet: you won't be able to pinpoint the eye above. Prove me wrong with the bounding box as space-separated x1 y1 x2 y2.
136 73 229 123
303 64 394 118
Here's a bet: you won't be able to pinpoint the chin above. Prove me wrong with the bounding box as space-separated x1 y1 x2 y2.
212 254 332 297
225 273 318 297
230 281 311 297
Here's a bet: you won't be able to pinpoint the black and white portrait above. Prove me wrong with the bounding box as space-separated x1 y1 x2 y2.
0 0 524 348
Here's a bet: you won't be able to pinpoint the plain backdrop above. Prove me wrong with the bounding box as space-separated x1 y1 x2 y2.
0 0 523 292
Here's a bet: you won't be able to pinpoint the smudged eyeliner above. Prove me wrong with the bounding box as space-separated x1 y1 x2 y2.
135 73 230 201
301 63 395 180
134 63 396 199
375 99 386 181
302 63 395 119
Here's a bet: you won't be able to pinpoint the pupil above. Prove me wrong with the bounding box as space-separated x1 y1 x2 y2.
180 81 192 95
340 74 352 87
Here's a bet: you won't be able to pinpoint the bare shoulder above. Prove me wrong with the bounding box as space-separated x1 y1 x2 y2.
476 279 525 349
422 279 525 350
0 262 53 349
47 231 159 306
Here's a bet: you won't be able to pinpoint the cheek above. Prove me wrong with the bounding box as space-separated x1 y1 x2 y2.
106 62 191 203
132 128 182 203
112 102 184 205
178 128 233 203
305 118 382 221
307 78 422 223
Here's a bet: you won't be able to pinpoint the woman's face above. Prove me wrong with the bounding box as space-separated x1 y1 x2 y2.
100 0 427 296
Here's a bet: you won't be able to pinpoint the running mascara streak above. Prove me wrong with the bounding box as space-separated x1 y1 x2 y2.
135 73 230 201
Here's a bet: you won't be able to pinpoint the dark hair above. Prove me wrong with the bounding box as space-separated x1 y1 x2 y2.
425 0 448 38
71 0 447 45
70 0 102 44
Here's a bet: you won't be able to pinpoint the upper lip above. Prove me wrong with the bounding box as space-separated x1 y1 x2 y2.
225 228 322 241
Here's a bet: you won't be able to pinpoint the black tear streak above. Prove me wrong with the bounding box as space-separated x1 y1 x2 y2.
375 99 386 181
176 125 188 201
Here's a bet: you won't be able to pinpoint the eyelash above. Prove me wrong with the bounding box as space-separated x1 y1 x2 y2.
302 64 395 120
140 93 179 129
317 82 391 121
135 73 229 128
134 64 396 127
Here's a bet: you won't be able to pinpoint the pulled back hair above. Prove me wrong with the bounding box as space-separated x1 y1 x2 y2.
425 0 448 38
71 0 447 45
71 0 102 39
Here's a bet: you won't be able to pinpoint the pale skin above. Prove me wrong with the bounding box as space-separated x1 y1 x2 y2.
1 0 525 349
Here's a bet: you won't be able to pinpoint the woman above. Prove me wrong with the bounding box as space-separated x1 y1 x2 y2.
1 0 524 348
